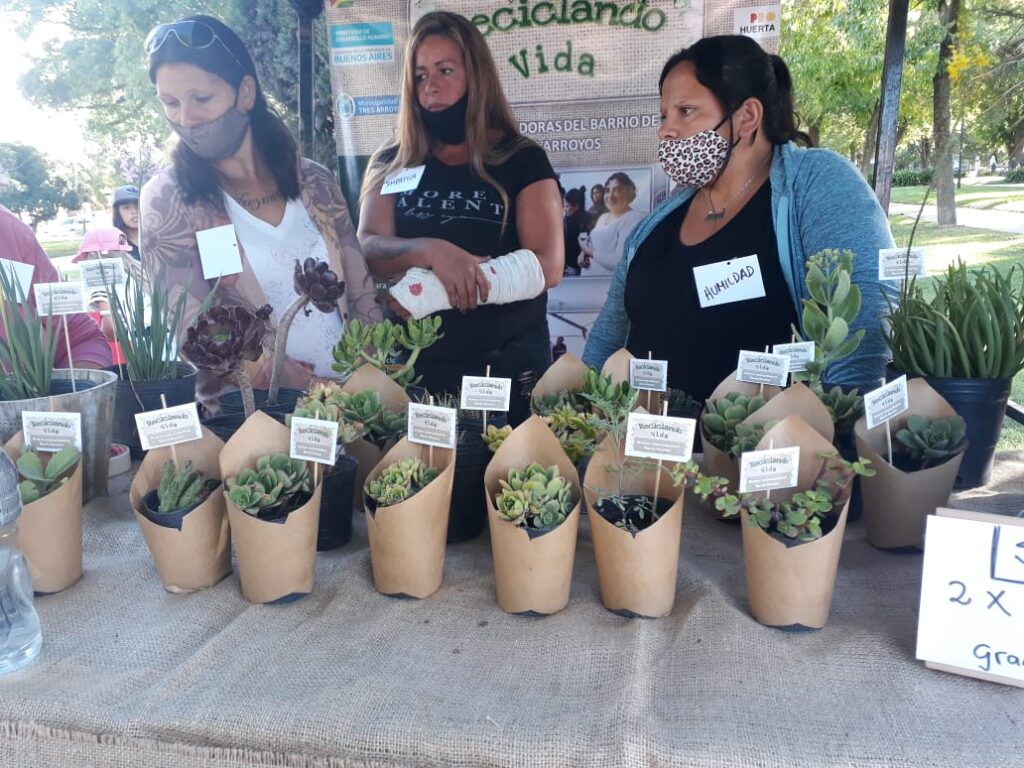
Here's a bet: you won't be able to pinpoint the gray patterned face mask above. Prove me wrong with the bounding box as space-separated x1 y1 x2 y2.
171 106 250 161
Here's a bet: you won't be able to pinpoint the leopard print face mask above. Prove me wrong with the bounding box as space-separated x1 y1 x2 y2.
658 115 734 188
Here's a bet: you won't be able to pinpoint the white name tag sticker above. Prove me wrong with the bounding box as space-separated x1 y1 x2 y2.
625 412 695 463
864 375 910 430
33 282 87 315
692 255 766 309
0 258 35 303
290 416 339 466
736 350 789 386
739 446 801 493
407 403 457 449
879 247 927 281
22 411 82 452
772 341 817 373
460 375 512 412
381 165 426 195
629 359 669 392
195 224 244 281
79 258 125 289
135 403 204 451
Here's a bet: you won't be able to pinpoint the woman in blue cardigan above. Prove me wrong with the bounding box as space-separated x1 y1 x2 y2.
582 35 894 402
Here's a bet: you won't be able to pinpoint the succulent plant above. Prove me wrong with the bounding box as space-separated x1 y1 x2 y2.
729 421 778 458
701 392 767 453
894 414 968 470
483 424 512 453
331 317 443 387
225 453 313 520
818 385 864 431
495 463 576 530
338 388 406 445
547 404 601 463
182 304 273 418
155 459 219 513
365 457 440 508
17 444 80 504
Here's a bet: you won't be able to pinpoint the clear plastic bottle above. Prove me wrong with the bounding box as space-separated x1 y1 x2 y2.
0 450 42 674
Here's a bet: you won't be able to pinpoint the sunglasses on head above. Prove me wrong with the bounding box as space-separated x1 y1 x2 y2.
145 20 243 70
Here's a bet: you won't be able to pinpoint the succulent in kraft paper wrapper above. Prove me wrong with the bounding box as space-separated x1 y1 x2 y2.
365 457 439 508
893 414 967 472
495 463 576 531
155 460 219 514
701 392 768 455
17 444 80 504
483 424 513 453
225 454 312 521
331 316 442 387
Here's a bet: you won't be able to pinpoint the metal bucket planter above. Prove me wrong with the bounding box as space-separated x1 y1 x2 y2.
0 369 117 501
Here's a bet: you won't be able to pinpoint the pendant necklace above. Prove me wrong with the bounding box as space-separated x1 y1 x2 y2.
704 151 772 223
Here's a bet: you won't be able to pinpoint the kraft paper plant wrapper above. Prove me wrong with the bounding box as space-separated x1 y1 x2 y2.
129 427 231 594
342 363 410 511
363 437 454 599
220 411 321 604
740 415 850 629
600 348 634 387
583 434 684 618
531 352 590 404
5 431 82 594
855 378 963 549
484 415 581 615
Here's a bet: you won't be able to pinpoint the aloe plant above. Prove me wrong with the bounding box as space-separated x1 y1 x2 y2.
225 453 313 520
894 414 968 471
17 444 80 504
495 463 576 530
331 317 442 387
155 459 219 513
0 262 61 400
365 457 439 507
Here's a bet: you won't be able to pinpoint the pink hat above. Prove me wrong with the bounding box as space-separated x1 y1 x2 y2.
75 227 132 262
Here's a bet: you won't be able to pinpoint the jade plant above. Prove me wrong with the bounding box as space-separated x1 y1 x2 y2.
365 457 439 508
225 453 313 520
331 316 442 387
16 444 80 504
701 392 768 456
181 304 273 418
893 414 968 472
153 460 220 513
494 463 576 531
267 258 345 405
669 451 875 542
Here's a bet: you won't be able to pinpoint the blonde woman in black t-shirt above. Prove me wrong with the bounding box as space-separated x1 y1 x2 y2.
357 11 564 422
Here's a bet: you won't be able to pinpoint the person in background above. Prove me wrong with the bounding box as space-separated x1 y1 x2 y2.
140 15 379 410
563 185 589 276
579 172 646 275
0 206 112 370
357 11 563 424
73 226 135 365
551 335 567 361
583 35 893 402
112 185 142 261
587 183 608 223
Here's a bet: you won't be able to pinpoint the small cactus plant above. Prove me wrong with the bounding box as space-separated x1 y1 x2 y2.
495 463 576 531
365 457 439 508
225 454 313 520
894 414 967 471
156 460 220 513
17 444 80 504
701 392 767 454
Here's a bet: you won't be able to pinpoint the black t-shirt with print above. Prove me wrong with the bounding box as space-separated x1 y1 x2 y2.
393 142 556 360
624 180 796 402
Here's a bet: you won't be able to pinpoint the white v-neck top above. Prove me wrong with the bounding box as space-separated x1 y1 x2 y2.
223 195 342 376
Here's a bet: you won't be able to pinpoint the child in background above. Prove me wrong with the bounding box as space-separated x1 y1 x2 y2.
73 227 134 366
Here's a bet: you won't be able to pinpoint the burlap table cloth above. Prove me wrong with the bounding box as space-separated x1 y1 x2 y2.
1 453 1023 768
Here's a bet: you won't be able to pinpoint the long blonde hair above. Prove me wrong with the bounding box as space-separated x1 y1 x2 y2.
360 11 532 225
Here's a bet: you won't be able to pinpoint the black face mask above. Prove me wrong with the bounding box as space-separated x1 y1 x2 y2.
419 94 469 145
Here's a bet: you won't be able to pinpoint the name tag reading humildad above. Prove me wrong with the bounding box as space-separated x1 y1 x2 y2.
290 417 340 465
381 165 425 196
692 254 766 309
408 403 457 449
739 445 801 493
22 411 83 452
736 350 789 386
625 412 696 463
135 403 203 451
460 375 512 412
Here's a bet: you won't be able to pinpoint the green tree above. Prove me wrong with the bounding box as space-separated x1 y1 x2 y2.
0 142 84 229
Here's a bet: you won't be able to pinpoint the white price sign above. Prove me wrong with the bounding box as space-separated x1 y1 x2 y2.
772 341 817 373
460 375 512 412
79 258 125 289
407 403 457 449
289 417 339 466
624 412 695 463
739 446 801 493
33 282 87 315
879 247 927 281
864 375 909 430
628 358 668 392
736 350 789 387
134 403 203 451
22 411 82 452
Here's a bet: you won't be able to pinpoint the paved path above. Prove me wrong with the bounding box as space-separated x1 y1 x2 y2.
889 203 1024 235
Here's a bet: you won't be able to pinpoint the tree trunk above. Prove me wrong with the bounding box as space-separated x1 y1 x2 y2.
860 100 881 179
933 0 961 227
919 138 931 168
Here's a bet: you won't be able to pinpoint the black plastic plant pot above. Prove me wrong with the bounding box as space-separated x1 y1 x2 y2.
318 454 357 551
217 388 304 417
200 413 247 443
448 412 509 543
106 364 197 460
832 426 863 523
593 495 674 533
140 486 217 531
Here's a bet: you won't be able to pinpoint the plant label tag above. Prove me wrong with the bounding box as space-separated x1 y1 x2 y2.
629 358 668 392
0 258 34 303
79 258 125 289
135 402 203 451
33 282 87 315
772 341 817 373
625 412 695 463
692 255 766 309
290 416 339 466
196 225 244 280
22 411 82 452
864 375 909 430
739 445 801 493
916 509 1024 689
736 350 789 386
380 165 425 195
879 247 927 281
460 375 512 411
408 403 456 449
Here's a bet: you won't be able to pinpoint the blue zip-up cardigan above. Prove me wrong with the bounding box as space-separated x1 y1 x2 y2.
581 142 896 392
